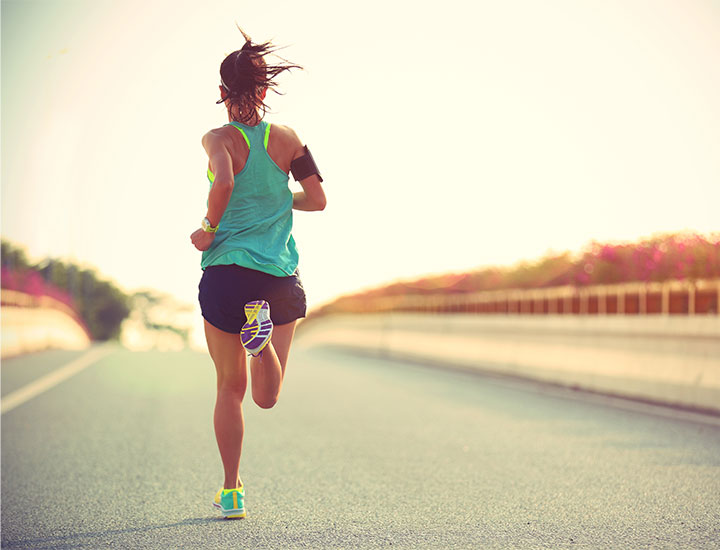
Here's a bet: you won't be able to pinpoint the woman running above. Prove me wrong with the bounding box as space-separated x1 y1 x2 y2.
190 30 326 519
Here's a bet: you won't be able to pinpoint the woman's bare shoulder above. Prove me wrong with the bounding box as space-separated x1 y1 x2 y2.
203 125 235 139
266 123 305 170
270 123 303 146
202 125 234 151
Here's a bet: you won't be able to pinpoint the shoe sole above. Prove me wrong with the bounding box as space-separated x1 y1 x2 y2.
213 501 247 518
241 300 273 356
222 508 247 519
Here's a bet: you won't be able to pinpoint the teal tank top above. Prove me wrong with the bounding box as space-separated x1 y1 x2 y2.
201 120 299 276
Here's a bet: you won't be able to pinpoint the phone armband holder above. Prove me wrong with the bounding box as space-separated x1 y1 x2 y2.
290 146 323 182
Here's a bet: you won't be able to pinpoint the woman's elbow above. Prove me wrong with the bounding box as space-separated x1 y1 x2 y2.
314 196 327 211
212 178 234 192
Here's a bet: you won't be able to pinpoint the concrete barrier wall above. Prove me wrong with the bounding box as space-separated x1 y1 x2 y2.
296 313 720 414
1 306 91 358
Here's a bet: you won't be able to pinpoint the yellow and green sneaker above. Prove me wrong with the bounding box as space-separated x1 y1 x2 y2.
213 482 246 519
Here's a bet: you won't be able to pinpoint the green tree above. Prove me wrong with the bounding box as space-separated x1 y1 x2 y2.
2 240 130 341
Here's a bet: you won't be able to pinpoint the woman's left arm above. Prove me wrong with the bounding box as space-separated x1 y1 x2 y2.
191 130 235 251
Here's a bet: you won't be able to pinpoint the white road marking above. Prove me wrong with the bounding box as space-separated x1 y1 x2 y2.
1 346 113 415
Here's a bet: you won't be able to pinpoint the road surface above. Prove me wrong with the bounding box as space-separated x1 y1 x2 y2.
2 343 719 549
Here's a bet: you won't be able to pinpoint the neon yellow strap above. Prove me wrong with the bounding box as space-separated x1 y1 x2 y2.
207 168 215 183
201 217 218 233
228 122 250 148
264 123 271 150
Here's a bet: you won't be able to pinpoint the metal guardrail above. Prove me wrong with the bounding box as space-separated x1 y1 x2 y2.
342 278 720 316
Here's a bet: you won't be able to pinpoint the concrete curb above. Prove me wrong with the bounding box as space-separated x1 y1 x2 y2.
1 306 91 358
297 313 720 414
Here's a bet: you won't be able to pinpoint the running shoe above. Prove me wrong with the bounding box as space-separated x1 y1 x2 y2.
212 479 244 509
241 300 273 356
214 484 246 519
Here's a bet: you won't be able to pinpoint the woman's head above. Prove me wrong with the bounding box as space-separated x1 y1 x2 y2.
217 29 301 124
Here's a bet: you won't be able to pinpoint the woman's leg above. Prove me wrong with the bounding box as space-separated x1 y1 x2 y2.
204 319 247 489
250 320 297 409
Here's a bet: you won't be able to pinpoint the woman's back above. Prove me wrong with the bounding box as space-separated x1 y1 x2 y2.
218 120 304 176
202 120 300 276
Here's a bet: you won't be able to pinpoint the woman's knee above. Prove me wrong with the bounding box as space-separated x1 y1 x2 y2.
217 373 248 397
252 392 278 409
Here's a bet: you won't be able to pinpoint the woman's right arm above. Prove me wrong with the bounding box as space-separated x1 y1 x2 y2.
292 173 326 211
286 131 326 212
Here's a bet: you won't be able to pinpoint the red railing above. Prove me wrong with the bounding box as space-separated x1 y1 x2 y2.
326 279 720 316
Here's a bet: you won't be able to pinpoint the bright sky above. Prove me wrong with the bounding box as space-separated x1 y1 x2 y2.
2 0 719 317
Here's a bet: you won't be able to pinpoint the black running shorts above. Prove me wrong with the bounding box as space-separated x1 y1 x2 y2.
199 264 307 332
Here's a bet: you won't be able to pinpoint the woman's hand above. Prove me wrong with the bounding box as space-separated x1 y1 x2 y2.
191 228 215 251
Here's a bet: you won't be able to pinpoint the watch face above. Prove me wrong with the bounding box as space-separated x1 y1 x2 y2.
202 217 217 232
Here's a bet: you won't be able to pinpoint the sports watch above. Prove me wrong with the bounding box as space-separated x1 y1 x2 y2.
201 217 218 233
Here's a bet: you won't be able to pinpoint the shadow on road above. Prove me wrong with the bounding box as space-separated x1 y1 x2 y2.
1 516 230 549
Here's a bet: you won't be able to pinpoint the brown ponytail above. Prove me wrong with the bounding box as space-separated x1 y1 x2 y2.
217 28 302 123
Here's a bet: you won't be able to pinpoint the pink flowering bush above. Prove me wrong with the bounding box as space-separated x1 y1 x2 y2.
1 266 78 312
313 233 720 316
564 233 720 286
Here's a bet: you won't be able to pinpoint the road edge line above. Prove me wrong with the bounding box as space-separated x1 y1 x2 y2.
1 346 114 415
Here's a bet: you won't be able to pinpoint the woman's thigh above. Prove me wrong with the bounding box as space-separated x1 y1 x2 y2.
270 320 297 375
204 319 248 389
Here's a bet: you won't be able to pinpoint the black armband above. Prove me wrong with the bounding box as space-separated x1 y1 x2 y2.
290 146 323 182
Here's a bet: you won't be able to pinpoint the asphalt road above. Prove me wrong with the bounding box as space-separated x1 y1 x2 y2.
2 341 719 549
